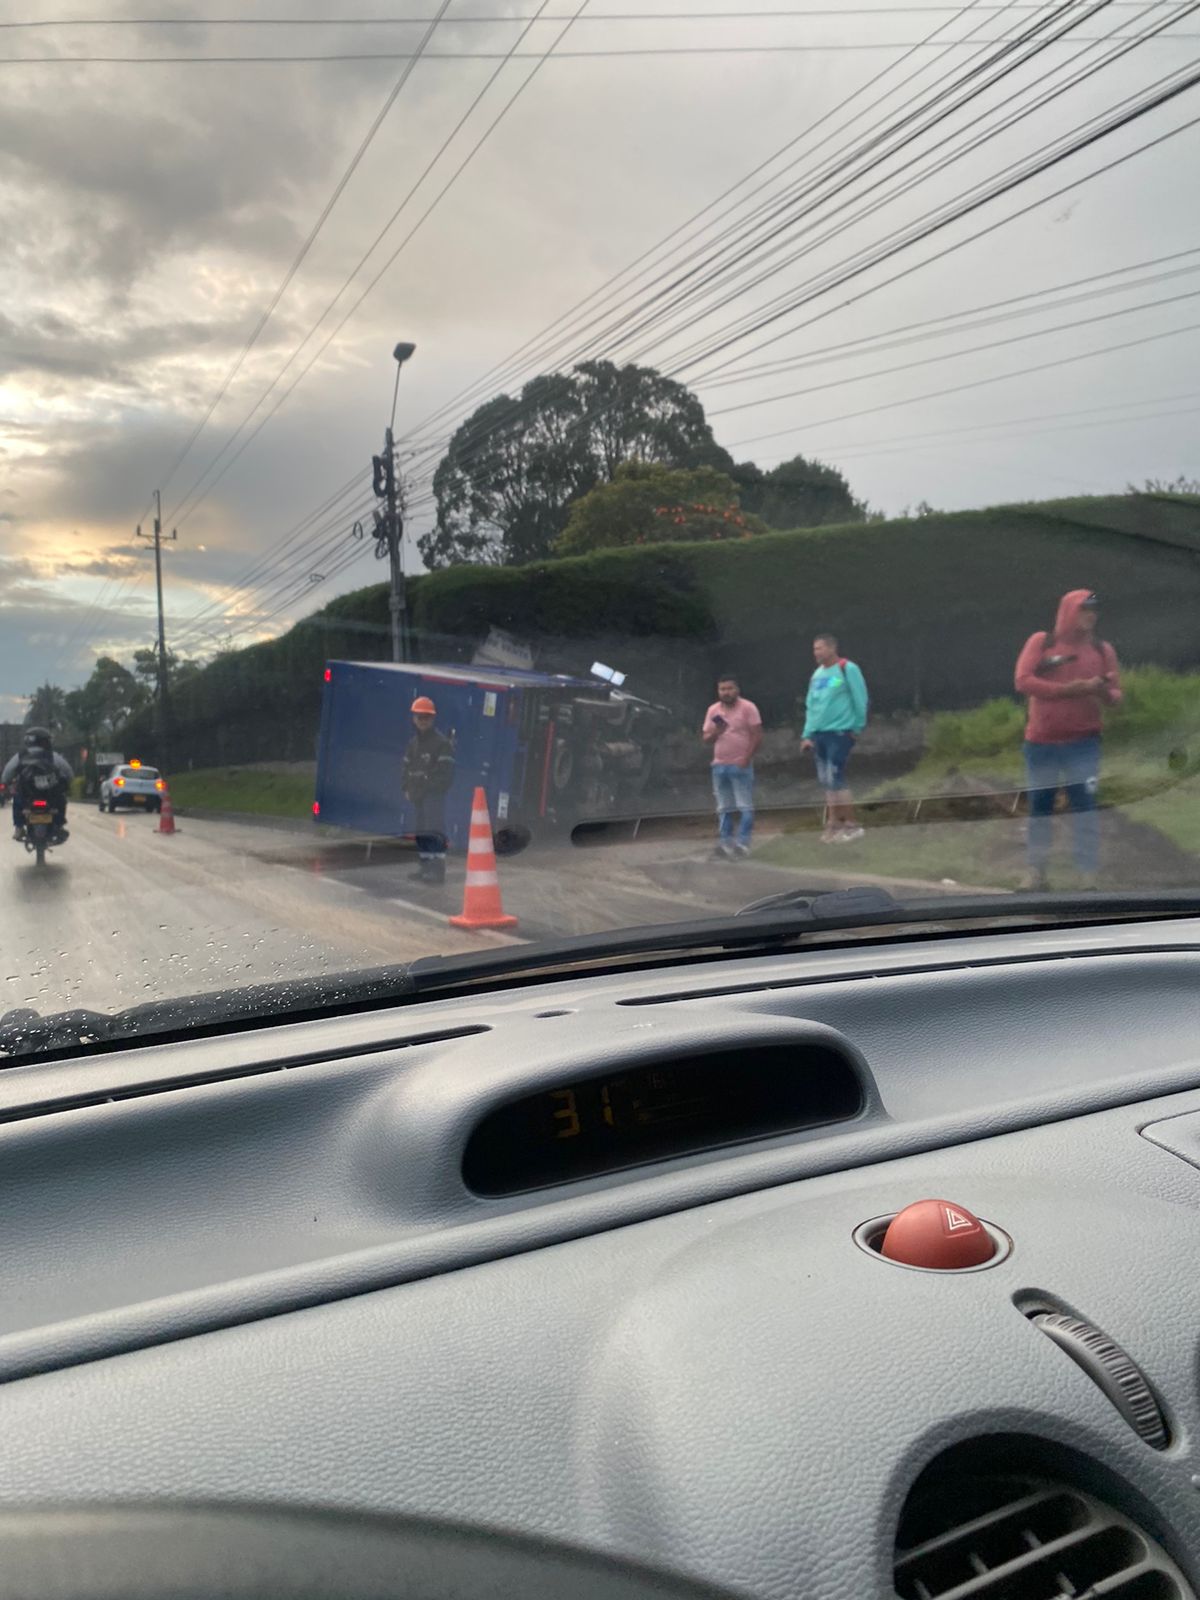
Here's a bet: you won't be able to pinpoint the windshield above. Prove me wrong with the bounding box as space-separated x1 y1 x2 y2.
3 3 1199 1053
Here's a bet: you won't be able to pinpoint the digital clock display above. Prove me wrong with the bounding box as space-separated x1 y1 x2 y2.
461 1043 862 1195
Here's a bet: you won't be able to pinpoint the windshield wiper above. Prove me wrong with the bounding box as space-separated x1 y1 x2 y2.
3 889 1198 1067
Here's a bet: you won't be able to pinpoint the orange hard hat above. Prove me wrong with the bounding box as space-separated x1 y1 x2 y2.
411 696 436 715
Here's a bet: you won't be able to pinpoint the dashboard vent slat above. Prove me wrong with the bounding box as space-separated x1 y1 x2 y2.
895 1475 1193 1600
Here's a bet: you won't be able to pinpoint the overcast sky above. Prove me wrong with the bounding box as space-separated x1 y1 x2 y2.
1 0 1198 716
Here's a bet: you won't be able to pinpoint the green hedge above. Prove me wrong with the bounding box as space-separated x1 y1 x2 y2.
412 492 1200 722
131 491 1200 767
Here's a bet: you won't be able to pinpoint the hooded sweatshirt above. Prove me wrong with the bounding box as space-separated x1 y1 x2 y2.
1014 589 1122 745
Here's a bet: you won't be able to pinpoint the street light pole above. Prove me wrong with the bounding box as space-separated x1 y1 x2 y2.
136 489 177 773
372 341 416 663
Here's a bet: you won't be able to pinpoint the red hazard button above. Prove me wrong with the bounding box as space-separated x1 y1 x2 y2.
880 1199 997 1270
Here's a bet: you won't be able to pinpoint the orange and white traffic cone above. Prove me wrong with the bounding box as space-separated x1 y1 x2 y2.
156 785 178 835
449 787 517 931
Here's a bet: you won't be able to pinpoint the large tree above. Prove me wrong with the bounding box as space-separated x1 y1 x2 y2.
731 454 869 529
556 462 766 556
64 656 145 746
420 360 733 569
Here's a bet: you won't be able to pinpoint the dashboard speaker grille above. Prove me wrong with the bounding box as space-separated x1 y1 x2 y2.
894 1474 1193 1600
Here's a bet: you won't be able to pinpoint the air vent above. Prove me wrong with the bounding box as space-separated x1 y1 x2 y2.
894 1473 1194 1600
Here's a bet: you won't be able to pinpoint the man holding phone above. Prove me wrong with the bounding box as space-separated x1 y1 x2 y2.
1014 588 1122 890
702 674 763 860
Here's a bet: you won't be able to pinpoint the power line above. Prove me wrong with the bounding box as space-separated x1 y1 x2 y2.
165 0 590 534
393 0 1044 466
667 52 1200 379
402 88 1200 511
699 244 1200 386
0 7 1171 26
157 4 1049 630
395 2 1191 495
763 386 1200 457
168 470 378 645
727 311 1200 449
397 0 1184 476
177 5 1200 634
153 0 456 501
778 393 1200 462
163 0 564 528
401 92 1200 546
619 0 1200 376
10 37 1200 63
601 0 1137 368
707 280 1200 419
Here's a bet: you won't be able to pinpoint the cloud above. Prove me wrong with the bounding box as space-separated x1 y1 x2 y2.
0 5 1196 706
0 304 303 388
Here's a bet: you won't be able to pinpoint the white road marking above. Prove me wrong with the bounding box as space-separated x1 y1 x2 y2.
385 896 524 944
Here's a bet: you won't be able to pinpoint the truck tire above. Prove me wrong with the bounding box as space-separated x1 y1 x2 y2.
493 824 532 858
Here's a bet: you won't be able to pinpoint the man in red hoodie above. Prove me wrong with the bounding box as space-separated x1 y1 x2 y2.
1014 589 1122 889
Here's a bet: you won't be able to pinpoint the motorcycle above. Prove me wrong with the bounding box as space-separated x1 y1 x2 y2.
15 784 67 867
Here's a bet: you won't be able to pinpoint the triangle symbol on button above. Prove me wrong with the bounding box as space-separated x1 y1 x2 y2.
945 1207 975 1231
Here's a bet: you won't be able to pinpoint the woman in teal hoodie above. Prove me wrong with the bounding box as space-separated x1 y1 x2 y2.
801 632 870 843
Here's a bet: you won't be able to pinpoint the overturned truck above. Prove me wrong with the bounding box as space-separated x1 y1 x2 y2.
314 660 673 850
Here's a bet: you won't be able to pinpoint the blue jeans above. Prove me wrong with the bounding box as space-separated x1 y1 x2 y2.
712 763 755 847
1024 736 1101 874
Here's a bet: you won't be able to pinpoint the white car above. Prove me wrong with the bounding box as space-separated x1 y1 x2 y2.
99 762 165 813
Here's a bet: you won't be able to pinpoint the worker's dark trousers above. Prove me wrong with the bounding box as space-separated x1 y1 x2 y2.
412 796 446 863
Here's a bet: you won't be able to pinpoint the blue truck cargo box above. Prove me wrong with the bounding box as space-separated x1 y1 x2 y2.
313 661 596 848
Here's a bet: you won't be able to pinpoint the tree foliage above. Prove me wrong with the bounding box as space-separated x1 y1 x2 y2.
555 462 766 555
26 683 68 731
132 646 202 693
420 360 734 569
63 656 145 744
731 454 870 529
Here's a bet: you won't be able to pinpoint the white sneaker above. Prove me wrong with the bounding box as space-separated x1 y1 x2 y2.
836 825 865 843
732 842 751 859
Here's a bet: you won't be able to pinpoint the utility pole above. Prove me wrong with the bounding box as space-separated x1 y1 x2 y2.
137 489 177 772
371 341 416 664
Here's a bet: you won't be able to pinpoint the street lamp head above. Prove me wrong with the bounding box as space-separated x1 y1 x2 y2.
393 341 416 366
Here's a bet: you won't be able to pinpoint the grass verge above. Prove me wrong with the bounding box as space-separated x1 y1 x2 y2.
754 817 1023 890
167 766 314 819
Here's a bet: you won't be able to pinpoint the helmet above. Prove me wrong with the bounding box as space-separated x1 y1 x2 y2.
22 726 52 751
410 696 436 716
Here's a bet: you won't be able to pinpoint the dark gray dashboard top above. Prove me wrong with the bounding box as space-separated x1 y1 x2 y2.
0 917 1198 1599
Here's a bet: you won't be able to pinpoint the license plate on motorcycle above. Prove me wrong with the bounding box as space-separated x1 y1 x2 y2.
25 814 51 828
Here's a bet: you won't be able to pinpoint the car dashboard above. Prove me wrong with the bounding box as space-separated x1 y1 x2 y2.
1 914 1199 1599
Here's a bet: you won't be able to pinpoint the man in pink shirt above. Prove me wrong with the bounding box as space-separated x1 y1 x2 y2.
702 675 763 860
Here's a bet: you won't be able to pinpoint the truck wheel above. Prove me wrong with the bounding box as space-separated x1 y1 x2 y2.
493 824 532 858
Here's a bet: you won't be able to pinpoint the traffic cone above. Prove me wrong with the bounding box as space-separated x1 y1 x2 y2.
156 785 178 835
449 788 517 931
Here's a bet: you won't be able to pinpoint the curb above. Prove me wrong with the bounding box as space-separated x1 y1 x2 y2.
641 853 1007 905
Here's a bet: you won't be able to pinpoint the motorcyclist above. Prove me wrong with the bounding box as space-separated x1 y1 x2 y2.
4 728 73 843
